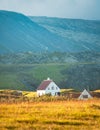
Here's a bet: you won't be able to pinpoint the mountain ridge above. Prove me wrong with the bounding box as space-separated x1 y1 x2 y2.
30 16 100 52
0 10 100 53
0 10 68 53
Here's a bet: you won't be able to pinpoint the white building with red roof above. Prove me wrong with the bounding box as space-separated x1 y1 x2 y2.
37 78 60 96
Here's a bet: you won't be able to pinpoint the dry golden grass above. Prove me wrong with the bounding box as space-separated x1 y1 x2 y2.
22 91 36 98
94 90 100 92
0 99 100 130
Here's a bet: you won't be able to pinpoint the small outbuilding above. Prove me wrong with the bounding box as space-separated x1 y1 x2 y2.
37 78 60 96
78 89 92 100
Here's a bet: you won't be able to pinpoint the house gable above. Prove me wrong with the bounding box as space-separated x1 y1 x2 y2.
37 78 60 96
46 82 60 91
78 89 92 100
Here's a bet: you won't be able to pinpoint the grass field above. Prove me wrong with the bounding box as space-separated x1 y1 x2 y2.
0 99 100 130
0 63 70 90
0 62 100 91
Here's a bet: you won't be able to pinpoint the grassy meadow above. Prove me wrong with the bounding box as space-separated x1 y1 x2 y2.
0 62 100 91
0 99 100 130
0 63 70 90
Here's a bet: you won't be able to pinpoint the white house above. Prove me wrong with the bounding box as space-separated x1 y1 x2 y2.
78 89 92 100
37 78 60 96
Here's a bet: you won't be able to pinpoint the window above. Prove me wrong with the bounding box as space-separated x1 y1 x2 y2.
83 95 88 98
56 87 58 90
52 86 54 90
48 87 50 90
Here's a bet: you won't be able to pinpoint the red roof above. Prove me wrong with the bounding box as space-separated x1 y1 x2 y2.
37 80 52 90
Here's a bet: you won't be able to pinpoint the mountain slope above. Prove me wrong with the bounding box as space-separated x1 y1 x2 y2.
30 16 100 52
0 11 100 53
0 10 69 53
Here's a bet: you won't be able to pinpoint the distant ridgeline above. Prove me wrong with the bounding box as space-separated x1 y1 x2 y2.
0 10 100 53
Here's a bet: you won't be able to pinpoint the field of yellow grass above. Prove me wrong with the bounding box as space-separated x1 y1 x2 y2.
0 99 100 130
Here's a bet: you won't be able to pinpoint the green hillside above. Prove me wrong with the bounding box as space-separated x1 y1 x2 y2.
0 63 69 91
0 63 100 91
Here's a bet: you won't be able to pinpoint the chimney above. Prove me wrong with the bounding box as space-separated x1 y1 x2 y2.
47 77 50 80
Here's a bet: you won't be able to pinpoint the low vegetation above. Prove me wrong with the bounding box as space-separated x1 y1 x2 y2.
0 99 100 130
0 61 100 91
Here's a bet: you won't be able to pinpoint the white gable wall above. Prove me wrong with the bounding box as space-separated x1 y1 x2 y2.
78 89 92 100
45 82 60 96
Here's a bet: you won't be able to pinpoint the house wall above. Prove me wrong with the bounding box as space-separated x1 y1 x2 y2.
45 82 60 96
37 90 45 96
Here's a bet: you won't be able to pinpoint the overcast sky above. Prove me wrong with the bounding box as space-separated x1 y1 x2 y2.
0 0 100 20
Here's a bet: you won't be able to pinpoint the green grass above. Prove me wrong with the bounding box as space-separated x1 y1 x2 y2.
32 63 69 81
0 74 25 89
0 62 99 91
0 63 70 90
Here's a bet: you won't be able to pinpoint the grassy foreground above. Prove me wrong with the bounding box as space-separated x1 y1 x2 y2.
0 99 100 130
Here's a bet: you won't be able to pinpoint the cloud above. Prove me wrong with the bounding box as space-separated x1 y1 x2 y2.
0 0 99 20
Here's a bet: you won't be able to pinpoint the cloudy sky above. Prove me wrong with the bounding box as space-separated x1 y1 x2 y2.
0 0 100 20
